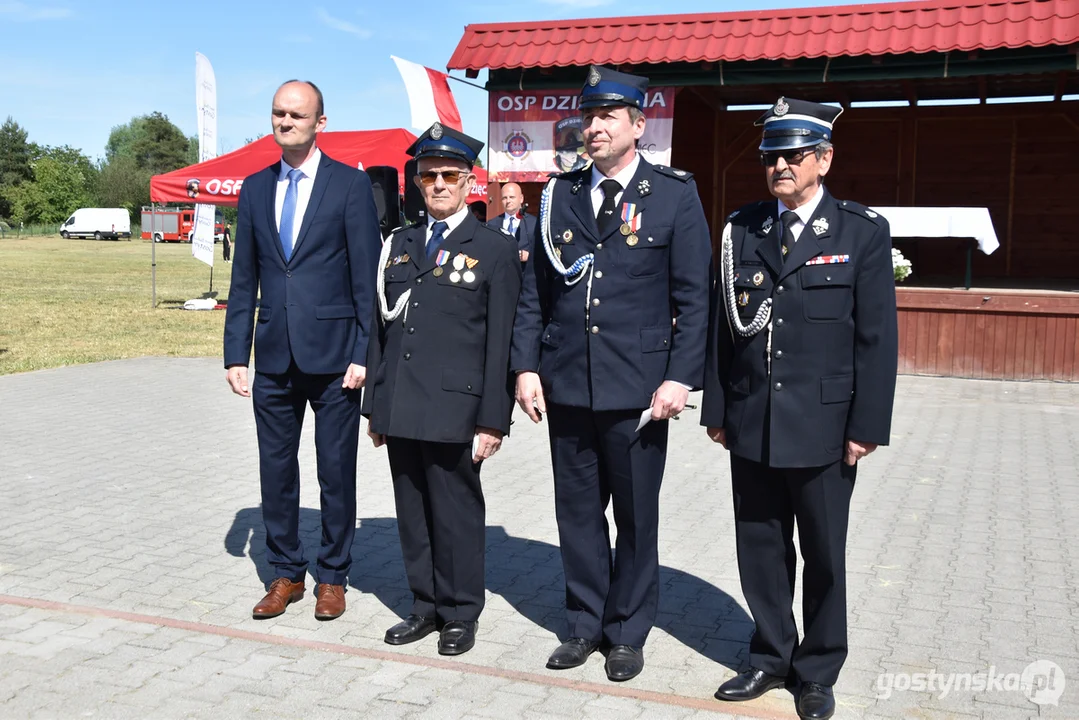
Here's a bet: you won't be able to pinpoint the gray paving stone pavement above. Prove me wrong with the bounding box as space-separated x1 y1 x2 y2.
1 357 1078 718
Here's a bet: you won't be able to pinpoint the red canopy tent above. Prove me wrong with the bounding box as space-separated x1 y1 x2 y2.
149 128 487 206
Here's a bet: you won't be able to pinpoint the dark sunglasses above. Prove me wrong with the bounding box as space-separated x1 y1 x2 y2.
417 170 467 186
760 148 816 167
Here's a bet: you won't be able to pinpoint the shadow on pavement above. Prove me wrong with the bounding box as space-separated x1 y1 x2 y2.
225 507 750 670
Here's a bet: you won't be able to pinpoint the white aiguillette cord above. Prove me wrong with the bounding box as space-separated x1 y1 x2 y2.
539 178 596 327
720 220 774 373
377 230 411 326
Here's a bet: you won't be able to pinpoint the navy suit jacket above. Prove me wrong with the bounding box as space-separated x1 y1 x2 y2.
487 212 536 254
223 151 383 375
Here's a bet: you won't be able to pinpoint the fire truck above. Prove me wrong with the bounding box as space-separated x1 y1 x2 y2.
141 206 224 243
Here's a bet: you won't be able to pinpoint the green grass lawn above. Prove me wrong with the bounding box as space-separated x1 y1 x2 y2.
0 236 236 375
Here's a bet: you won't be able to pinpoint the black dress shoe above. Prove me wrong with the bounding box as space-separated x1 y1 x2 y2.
437 621 477 656
604 645 644 681
797 682 835 720
714 668 787 701
546 638 600 669
384 614 437 645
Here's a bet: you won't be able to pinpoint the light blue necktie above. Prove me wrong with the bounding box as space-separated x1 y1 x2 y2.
427 221 448 259
279 168 303 260
509 216 518 236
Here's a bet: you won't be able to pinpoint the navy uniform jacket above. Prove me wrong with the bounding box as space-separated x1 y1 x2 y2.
510 158 713 411
362 214 522 443
223 153 382 374
701 189 898 468
487 213 537 255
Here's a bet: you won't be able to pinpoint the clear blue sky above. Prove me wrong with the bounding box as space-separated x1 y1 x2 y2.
1 0 896 162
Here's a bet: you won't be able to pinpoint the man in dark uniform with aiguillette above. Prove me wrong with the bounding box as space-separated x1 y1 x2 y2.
512 65 712 682
362 122 521 657
702 98 898 720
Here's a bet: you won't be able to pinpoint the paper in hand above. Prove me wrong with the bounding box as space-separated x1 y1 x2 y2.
472 432 480 460
636 407 653 433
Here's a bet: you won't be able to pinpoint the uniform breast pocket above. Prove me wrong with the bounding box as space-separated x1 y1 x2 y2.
625 226 671 278
434 268 483 316
384 268 411 306
800 264 854 322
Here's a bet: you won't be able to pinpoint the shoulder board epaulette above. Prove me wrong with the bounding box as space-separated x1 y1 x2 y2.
549 165 591 181
727 201 770 224
652 165 693 182
837 199 885 225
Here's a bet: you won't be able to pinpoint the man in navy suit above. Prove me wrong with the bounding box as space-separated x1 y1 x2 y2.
223 80 382 622
486 182 536 269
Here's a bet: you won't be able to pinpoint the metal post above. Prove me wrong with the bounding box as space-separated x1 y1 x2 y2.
209 265 214 295
971 239 979 289
151 203 157 308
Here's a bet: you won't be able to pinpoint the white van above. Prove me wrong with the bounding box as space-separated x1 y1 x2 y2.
59 208 131 240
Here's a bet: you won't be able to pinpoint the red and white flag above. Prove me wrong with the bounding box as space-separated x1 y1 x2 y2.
391 55 463 133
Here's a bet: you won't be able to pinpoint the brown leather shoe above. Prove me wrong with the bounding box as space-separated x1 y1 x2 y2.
252 578 305 619
314 583 346 620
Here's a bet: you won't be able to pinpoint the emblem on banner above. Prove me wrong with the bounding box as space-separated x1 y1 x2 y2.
430 123 443 140
504 130 532 160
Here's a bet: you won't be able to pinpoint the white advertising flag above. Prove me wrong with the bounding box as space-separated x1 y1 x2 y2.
192 51 217 266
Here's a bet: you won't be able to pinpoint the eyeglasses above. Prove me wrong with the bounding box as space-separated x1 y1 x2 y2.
417 170 467 186
760 149 816 167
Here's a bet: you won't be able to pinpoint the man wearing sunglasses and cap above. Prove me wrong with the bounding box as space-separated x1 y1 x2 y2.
512 65 712 682
701 98 898 719
362 122 521 657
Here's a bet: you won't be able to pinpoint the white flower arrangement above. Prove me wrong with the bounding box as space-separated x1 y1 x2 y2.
892 247 912 282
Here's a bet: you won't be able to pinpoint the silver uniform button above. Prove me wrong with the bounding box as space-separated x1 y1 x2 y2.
591 326 599 334
595 271 603 279
596 243 603 249
592 298 600 306
776 318 784 326
774 350 783 358
774 382 782 390
777 285 785 293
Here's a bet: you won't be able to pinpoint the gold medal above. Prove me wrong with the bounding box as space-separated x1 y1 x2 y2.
620 223 632 236
562 230 573 242
626 234 639 247
752 271 765 286
738 291 750 307
433 267 444 277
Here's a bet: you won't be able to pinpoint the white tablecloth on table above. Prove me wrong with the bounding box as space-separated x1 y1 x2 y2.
869 206 1000 255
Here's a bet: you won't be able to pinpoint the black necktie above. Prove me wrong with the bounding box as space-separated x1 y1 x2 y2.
780 210 799 261
597 179 621 237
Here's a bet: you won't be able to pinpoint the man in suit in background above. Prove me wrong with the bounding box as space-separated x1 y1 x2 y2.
223 79 382 622
487 182 536 268
363 123 521 656
702 98 898 720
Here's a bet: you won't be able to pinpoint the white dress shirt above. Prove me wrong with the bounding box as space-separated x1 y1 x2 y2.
589 153 641 218
777 184 825 242
275 148 321 248
426 204 471 248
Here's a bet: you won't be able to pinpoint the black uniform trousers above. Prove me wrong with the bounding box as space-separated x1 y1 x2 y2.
252 362 360 586
386 437 486 626
730 453 856 686
547 402 669 649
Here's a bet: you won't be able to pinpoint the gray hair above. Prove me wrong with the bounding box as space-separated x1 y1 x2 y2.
815 140 833 158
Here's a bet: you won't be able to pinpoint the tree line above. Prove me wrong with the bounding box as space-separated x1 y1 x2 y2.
0 113 198 228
